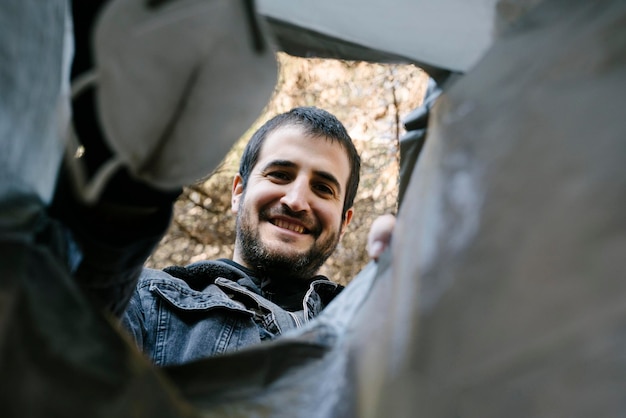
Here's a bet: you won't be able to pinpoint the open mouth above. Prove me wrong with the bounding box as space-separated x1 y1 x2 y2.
271 219 309 234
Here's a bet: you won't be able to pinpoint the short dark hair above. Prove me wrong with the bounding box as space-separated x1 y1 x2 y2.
239 107 361 216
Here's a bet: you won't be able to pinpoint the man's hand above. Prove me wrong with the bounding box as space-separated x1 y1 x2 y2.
367 213 396 261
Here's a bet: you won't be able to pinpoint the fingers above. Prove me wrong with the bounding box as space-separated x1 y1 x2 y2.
367 213 396 260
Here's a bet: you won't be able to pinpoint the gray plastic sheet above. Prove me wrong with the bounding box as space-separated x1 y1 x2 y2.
361 0 626 416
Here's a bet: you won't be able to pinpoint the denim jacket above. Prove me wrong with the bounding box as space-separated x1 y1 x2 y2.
121 259 343 366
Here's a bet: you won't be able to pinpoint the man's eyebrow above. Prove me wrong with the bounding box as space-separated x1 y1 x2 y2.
261 160 296 171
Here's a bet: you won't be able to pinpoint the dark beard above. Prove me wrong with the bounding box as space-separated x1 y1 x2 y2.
235 204 341 282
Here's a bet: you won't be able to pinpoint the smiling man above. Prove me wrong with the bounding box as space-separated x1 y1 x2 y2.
122 107 364 366
233 116 356 283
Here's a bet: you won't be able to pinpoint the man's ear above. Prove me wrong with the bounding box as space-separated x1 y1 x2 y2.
339 207 354 239
231 174 244 214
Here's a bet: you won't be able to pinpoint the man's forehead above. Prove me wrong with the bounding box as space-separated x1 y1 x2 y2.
259 125 349 160
256 126 351 183
258 125 349 160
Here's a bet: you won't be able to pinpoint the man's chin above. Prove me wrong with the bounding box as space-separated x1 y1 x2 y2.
264 246 309 262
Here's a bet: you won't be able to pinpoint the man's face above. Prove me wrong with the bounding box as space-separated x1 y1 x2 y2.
231 125 354 281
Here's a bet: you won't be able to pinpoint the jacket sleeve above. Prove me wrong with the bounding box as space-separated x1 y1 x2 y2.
120 286 147 352
48 162 179 317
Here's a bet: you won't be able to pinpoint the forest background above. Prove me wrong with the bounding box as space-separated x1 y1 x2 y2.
146 53 429 286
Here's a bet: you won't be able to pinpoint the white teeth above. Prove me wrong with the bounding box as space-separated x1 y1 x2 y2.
274 219 305 234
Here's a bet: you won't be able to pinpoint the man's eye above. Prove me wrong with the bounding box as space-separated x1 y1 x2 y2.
314 183 334 196
268 171 290 181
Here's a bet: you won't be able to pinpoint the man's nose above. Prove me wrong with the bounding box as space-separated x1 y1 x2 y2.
280 179 311 212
